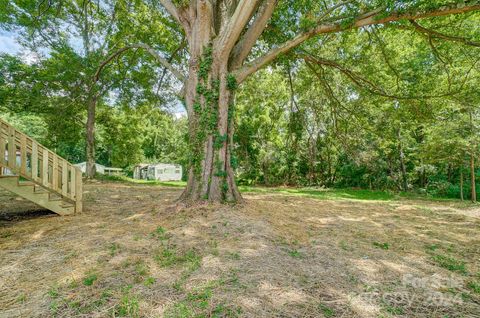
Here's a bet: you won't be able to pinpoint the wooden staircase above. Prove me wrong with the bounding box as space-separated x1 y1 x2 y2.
0 118 82 215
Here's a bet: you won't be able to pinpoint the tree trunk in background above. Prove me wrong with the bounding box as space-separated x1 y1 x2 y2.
86 95 97 179
397 129 408 192
470 152 476 202
460 168 464 201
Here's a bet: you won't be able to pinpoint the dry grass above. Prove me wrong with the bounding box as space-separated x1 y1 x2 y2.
0 181 479 318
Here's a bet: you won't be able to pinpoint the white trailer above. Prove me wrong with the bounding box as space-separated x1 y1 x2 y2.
133 163 182 181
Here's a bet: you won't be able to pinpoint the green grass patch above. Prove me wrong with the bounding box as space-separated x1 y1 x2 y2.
467 281 480 294
97 174 186 187
144 277 156 287
109 242 120 256
83 274 98 286
16 293 26 303
115 288 139 318
95 174 470 203
151 226 169 240
287 249 303 258
47 286 59 298
239 186 395 201
384 304 404 315
135 262 148 276
318 304 335 317
431 254 467 274
425 243 440 251
227 251 241 260
373 242 390 250
154 247 201 270
164 282 241 318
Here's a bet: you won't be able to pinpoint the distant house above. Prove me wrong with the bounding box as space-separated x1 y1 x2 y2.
133 163 182 181
74 162 123 176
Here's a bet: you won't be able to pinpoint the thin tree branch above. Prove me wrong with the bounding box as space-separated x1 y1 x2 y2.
302 53 463 100
234 1 480 83
94 43 186 83
157 40 187 92
409 19 480 47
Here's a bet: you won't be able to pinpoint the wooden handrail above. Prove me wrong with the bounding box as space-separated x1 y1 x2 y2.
0 118 82 213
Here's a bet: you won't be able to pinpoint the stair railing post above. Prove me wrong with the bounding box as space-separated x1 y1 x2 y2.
0 123 5 167
42 148 49 187
62 160 68 197
74 167 82 213
20 135 27 175
31 142 38 181
8 127 16 172
52 155 58 191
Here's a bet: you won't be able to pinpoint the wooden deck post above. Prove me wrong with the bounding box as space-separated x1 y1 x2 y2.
75 168 82 213
31 142 38 181
8 127 15 171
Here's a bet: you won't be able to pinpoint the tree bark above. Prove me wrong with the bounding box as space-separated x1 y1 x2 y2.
397 128 408 192
470 151 476 202
179 50 242 203
460 167 464 201
86 94 97 179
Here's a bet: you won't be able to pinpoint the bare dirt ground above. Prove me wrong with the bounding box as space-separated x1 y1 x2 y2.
0 181 479 318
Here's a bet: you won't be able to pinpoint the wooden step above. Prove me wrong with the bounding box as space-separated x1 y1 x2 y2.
0 176 74 216
18 181 35 187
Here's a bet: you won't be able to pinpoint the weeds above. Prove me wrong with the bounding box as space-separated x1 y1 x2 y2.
318 303 335 317
339 240 353 251
47 287 59 298
425 243 440 251
83 274 98 286
109 242 120 257
373 242 390 250
135 261 148 276
227 251 241 260
151 226 169 240
115 289 140 318
467 281 480 294
431 254 467 274
144 277 156 287
154 247 201 271
288 249 303 258
16 293 26 303
164 282 241 318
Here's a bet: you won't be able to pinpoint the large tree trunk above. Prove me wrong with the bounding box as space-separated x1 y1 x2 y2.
86 95 97 179
179 48 242 203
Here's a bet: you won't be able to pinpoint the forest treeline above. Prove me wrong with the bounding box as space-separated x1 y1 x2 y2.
1 1 479 200
2 50 479 200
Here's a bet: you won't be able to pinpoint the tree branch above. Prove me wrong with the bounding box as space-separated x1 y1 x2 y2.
234 1 480 83
158 0 181 24
231 0 278 69
409 19 480 47
215 0 260 60
94 43 186 83
302 53 463 100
